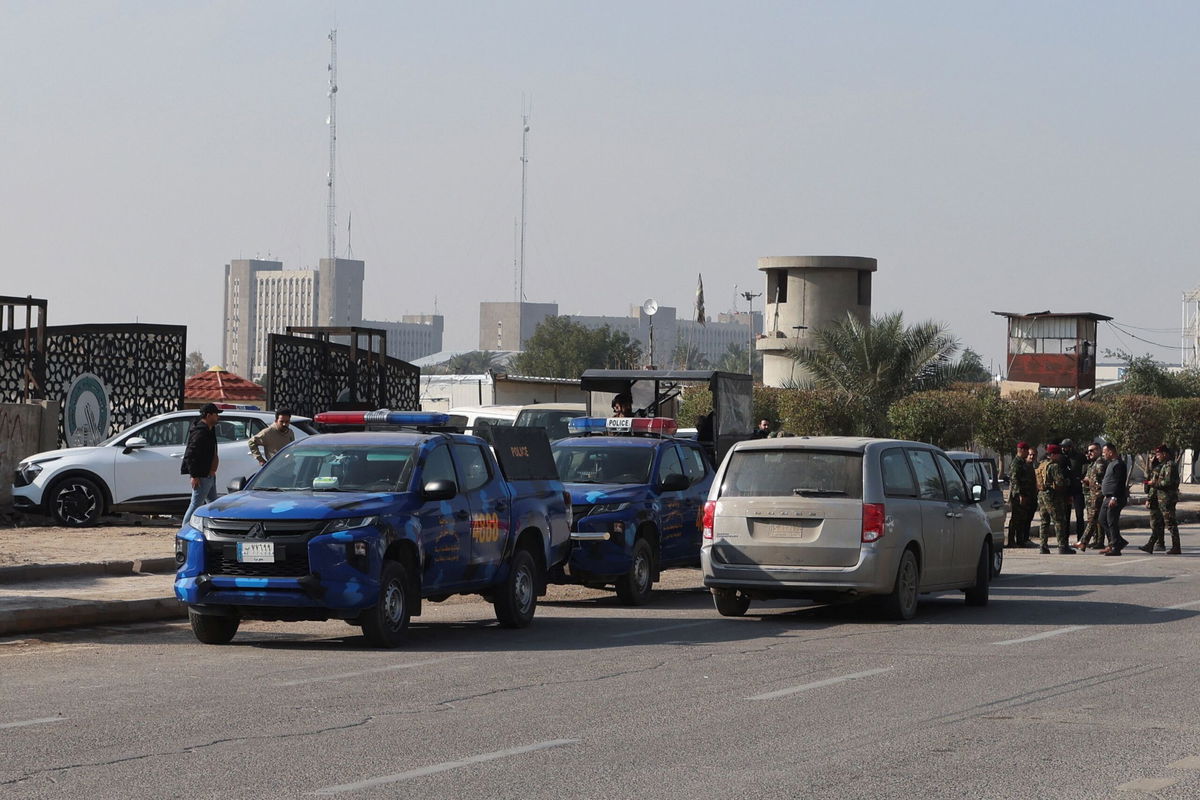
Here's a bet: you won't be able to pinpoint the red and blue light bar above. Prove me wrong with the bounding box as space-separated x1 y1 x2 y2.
313 410 451 427
566 417 678 436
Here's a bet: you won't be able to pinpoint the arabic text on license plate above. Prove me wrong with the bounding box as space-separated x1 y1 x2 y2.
238 541 274 563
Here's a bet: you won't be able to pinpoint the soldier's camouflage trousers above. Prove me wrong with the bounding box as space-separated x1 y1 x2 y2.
1007 497 1035 546
1148 494 1180 550
1080 493 1105 548
1038 491 1069 549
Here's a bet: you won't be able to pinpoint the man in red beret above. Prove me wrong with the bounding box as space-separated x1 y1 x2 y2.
1035 443 1072 554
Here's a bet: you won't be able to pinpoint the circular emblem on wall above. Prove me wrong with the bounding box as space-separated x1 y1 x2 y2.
65 372 112 447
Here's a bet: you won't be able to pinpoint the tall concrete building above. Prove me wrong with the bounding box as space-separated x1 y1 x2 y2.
223 257 442 380
755 255 877 387
478 302 559 351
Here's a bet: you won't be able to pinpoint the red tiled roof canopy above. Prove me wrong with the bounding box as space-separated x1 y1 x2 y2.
184 366 265 402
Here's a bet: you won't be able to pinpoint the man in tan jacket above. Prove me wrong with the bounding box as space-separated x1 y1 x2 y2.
249 409 295 466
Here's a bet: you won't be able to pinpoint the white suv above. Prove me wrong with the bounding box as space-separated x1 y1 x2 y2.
12 409 314 526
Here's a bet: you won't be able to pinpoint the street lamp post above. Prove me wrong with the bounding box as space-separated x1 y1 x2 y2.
740 290 761 377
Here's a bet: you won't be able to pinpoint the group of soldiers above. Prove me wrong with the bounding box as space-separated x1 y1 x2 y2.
1006 439 1182 556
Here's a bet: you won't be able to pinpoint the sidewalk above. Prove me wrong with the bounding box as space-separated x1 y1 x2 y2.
2 484 1198 638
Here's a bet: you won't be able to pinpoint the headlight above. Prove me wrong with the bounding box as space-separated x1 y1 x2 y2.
591 503 630 514
323 516 378 534
18 461 47 483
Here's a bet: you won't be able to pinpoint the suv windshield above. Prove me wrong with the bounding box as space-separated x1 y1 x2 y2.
250 445 416 492
721 449 864 499
552 444 653 484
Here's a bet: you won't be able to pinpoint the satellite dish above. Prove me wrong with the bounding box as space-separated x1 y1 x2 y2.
642 298 659 316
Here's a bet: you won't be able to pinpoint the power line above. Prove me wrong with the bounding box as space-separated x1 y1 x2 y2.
1104 321 1176 351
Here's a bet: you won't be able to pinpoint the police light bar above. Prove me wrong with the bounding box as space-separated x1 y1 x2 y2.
566 417 678 436
313 410 451 427
215 403 261 410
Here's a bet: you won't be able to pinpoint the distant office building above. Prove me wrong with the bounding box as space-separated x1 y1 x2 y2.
224 256 441 380
477 300 760 368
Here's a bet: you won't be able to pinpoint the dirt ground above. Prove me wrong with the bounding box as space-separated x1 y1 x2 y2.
0 514 178 567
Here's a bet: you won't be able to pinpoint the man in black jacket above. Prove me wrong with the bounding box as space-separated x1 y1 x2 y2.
1099 442 1129 556
181 403 221 526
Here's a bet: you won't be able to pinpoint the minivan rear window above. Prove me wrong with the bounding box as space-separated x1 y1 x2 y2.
721 449 863 499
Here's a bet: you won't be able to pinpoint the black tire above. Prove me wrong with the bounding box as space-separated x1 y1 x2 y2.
494 548 539 628
878 549 920 621
990 538 1004 578
965 544 990 607
49 476 105 527
189 608 239 644
361 560 412 647
615 537 655 606
712 588 751 617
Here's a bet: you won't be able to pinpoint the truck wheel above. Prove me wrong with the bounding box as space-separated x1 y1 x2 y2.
615 538 654 606
877 549 919 621
712 588 751 617
494 548 538 628
990 540 1004 578
49 476 105 527
361 560 412 647
964 544 990 607
189 609 239 644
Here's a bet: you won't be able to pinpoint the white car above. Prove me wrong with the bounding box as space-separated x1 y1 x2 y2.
12 409 315 526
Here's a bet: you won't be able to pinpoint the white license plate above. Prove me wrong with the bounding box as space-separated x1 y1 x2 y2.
237 541 275 563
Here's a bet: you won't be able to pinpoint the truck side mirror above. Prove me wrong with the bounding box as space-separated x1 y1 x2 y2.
971 484 984 502
659 473 689 492
228 476 248 493
422 479 458 501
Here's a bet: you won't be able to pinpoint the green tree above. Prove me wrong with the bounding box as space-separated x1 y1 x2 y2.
713 342 761 380
446 350 505 374
185 351 209 378
1105 350 1200 398
1104 394 1168 473
511 317 642 379
789 311 975 436
887 390 982 450
669 339 709 370
1164 398 1200 457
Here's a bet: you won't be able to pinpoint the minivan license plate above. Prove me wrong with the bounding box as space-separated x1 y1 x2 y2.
237 542 274 563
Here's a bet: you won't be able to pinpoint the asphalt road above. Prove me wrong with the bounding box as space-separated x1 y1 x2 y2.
3 537 1200 800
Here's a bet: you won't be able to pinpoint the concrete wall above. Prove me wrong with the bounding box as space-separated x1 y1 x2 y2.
1 401 60 507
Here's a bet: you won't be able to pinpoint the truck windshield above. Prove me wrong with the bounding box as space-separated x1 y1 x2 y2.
250 445 416 493
516 409 586 440
552 444 653 485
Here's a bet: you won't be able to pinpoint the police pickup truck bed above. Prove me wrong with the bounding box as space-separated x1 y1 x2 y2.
174 414 570 647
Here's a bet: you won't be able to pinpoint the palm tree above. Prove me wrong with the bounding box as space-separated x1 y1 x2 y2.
789 311 974 436
446 350 506 374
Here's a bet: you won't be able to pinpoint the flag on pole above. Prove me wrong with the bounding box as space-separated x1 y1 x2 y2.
695 273 706 325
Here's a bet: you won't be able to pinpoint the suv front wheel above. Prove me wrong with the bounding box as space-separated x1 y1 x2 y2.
48 476 106 527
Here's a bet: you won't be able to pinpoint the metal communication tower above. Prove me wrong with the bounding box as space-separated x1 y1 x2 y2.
515 105 530 302
1182 288 1200 367
326 29 338 264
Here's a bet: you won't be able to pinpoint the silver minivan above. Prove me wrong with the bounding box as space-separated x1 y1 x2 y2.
700 437 997 620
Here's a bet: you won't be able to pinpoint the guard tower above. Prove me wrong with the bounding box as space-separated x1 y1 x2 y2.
755 256 877 387
992 310 1111 397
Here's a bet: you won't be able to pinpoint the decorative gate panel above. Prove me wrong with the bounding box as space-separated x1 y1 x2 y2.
267 333 418 419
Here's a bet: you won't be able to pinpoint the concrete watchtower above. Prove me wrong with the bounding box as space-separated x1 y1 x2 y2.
755 255 878 387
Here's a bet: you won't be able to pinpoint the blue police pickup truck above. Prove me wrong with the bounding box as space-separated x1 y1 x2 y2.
174 412 571 647
549 416 714 604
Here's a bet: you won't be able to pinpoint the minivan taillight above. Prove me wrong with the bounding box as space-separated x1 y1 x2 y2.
702 500 717 540
861 502 885 543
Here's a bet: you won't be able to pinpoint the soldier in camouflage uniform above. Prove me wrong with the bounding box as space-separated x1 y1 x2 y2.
1140 444 1182 554
1036 443 1072 554
1077 443 1108 551
1007 442 1037 547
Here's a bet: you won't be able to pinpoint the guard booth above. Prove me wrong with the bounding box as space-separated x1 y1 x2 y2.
992 310 1111 398
579 369 753 462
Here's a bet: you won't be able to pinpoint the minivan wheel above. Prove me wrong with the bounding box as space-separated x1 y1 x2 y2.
965 544 990 606
991 541 1004 578
879 549 920 621
712 588 751 617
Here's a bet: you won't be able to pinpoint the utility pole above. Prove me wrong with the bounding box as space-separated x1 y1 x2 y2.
741 290 761 377
326 29 338 265
515 103 531 302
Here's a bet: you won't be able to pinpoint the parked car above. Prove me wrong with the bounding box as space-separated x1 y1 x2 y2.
701 436 997 620
550 416 714 604
12 409 315 526
946 451 1006 576
445 405 521 444
174 412 571 646
514 403 586 440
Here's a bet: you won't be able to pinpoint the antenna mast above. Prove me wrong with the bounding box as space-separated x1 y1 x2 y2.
516 103 530 302
326 29 338 264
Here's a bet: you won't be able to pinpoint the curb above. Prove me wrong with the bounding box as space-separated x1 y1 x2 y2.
0 557 177 584
0 596 186 638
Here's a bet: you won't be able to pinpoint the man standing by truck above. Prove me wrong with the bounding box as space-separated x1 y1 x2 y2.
1007 442 1036 548
248 409 295 465
181 403 221 526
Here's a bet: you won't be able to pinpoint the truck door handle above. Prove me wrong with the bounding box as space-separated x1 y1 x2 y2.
494 501 508 512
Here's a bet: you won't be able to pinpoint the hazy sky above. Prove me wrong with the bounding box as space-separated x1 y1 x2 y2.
6 1 1198 373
